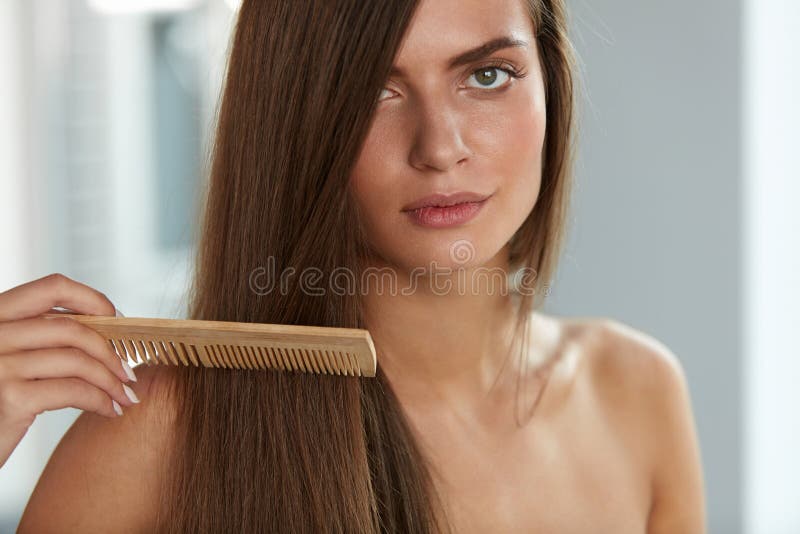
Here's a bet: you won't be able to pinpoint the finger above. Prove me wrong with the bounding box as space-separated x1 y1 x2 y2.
0 273 116 322
2 377 123 420
0 317 133 383
0 347 140 408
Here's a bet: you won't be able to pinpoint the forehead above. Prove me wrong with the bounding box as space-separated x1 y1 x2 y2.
393 0 534 67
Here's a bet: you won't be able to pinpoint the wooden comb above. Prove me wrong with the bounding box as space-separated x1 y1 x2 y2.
40 313 377 377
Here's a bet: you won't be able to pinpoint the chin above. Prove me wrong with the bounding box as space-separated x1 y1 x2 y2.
366 212 515 273
396 234 504 273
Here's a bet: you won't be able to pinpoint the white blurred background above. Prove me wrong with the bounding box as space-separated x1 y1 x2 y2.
0 0 239 529
0 1 798 532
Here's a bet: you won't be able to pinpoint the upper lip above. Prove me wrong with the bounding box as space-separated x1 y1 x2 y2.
402 191 491 211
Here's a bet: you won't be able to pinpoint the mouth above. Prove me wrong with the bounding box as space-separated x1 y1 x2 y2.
402 194 492 229
401 191 492 212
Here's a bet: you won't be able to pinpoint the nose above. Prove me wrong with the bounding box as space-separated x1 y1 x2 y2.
408 101 471 173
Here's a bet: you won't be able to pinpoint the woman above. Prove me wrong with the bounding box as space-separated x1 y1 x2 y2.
5 0 705 532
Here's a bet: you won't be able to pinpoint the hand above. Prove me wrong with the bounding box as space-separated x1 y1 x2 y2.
0 273 140 469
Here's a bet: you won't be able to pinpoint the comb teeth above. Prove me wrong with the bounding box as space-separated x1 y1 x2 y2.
42 313 376 377
107 337 364 376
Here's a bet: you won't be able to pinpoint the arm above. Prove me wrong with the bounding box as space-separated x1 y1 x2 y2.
597 319 707 534
17 365 178 534
642 339 707 534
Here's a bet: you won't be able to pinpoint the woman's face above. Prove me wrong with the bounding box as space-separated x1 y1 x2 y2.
349 0 546 273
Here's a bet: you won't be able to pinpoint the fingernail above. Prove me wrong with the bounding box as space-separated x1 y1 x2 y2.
115 307 125 317
120 358 137 382
123 384 140 404
112 400 123 416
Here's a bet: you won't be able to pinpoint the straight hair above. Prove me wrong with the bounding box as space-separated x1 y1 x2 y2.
155 0 577 531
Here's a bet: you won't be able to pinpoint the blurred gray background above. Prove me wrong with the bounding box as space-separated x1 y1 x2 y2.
0 0 798 532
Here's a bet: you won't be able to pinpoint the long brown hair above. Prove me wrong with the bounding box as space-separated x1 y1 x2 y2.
155 0 577 531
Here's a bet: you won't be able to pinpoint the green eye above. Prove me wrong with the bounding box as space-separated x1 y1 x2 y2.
466 64 524 91
471 67 506 87
377 62 527 103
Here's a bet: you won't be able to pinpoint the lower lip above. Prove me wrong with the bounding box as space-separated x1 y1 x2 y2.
404 198 489 228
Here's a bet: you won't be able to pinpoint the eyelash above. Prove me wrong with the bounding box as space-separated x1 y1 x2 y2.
379 60 528 101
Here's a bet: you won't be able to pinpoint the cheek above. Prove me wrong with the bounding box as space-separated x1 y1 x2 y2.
348 130 406 259
349 137 392 223
488 92 547 216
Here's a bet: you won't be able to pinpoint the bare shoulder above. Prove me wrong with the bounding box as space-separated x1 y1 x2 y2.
18 364 181 534
578 317 689 400
572 317 707 534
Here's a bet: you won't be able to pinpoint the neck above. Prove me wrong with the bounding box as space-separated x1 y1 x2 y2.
362 248 525 413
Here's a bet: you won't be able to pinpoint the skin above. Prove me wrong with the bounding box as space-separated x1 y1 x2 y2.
350 0 546 413
16 0 706 532
0 274 140 469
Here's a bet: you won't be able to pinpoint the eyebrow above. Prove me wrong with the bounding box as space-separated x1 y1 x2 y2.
389 36 529 78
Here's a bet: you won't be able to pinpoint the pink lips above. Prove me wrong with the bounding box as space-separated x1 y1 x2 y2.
402 191 491 228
